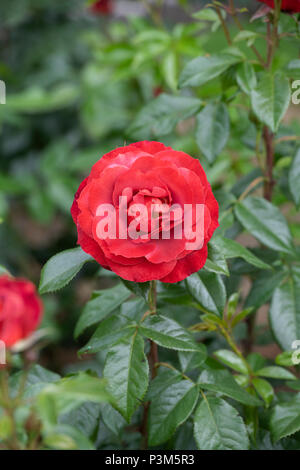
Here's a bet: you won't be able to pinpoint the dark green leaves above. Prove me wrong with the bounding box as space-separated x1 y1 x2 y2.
194 396 249 450
179 52 242 88
269 267 300 351
251 72 291 132
212 236 271 270
270 394 300 442
79 315 135 355
214 349 248 375
205 242 229 276
198 369 261 406
185 271 226 316
104 332 149 422
196 102 230 163
148 380 198 446
75 283 131 338
39 247 93 294
127 93 202 140
121 279 150 301
245 269 286 309
235 197 294 255
140 314 203 352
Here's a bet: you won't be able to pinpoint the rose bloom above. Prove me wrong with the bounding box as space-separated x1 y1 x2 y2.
89 0 113 15
0 275 43 348
71 141 219 283
258 0 300 11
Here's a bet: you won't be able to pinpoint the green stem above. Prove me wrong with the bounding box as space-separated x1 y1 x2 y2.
141 280 158 449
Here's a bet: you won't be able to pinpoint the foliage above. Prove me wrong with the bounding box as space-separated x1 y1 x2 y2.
0 0 300 451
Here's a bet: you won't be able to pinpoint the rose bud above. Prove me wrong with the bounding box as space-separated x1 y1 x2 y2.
71 141 219 283
0 275 43 349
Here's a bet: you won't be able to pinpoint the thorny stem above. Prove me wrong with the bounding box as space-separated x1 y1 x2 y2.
262 1 281 203
141 280 158 449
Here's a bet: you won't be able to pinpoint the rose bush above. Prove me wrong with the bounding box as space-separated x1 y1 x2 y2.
259 0 300 12
0 275 42 348
71 141 219 283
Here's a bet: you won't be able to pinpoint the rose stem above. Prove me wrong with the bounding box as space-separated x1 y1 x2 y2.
245 4 281 355
141 280 158 449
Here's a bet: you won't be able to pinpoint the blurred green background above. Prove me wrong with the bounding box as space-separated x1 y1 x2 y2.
0 0 299 373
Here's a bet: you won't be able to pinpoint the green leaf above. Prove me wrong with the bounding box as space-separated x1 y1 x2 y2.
194 396 250 450
39 247 93 294
121 279 150 301
196 102 230 163
245 269 286 309
44 432 78 450
126 93 202 140
212 236 271 270
269 267 300 351
60 402 101 440
205 242 229 276
10 365 60 399
37 373 112 427
251 72 291 132
162 51 178 92
198 369 261 406
146 368 182 401
214 349 248 375
192 8 219 22
179 350 207 373
227 292 239 319
148 380 198 446
289 148 300 206
75 283 131 338
235 197 294 255
185 271 226 316
275 351 295 367
140 314 201 352
104 332 149 422
270 394 300 442
100 403 126 438
179 52 242 88
256 366 296 381
79 316 136 356
252 378 274 406
44 425 94 450
7 85 79 114
236 62 257 94
233 30 259 46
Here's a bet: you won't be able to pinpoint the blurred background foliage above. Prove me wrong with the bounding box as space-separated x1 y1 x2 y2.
0 0 299 383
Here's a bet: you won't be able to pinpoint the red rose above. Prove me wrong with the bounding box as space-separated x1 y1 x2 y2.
71 141 219 283
0 275 43 348
258 0 300 12
89 0 113 15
